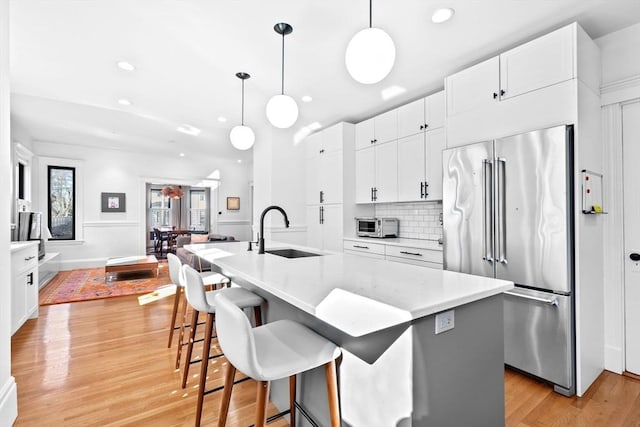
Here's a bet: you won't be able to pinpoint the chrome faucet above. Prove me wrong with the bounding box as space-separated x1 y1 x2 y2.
258 205 290 254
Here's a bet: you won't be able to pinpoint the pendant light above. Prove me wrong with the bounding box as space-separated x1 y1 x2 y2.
345 0 396 84
230 72 255 150
266 22 299 129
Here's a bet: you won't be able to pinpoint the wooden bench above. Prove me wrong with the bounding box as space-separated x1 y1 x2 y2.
105 255 159 280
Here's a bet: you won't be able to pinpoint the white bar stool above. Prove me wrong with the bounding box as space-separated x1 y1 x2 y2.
166 253 230 369
213 292 342 427
182 265 264 427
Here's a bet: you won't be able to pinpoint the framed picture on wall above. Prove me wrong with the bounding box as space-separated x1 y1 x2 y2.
101 192 126 212
226 197 240 210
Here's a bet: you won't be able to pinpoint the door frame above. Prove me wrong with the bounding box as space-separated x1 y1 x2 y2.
602 92 640 375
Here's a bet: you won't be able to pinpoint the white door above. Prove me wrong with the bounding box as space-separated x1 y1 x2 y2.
623 100 640 375
355 118 375 150
306 154 320 206
397 98 424 139
445 56 499 117
306 205 322 250
374 109 398 145
425 90 445 130
321 150 343 205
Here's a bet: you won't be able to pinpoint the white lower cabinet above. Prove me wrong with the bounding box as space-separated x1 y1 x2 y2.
11 242 39 335
308 204 344 253
343 239 443 268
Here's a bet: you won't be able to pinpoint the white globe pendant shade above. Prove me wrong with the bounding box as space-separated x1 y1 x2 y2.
229 125 255 150
345 27 396 84
266 93 299 129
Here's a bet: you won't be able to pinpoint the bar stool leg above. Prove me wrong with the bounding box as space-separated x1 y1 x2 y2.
174 288 190 369
182 309 199 388
195 313 215 427
255 381 270 427
168 286 182 348
217 363 237 427
324 360 341 427
289 375 296 427
253 306 263 327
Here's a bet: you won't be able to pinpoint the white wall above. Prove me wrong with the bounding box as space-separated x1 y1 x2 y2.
596 23 640 374
596 22 640 86
252 127 307 246
0 0 18 423
20 139 252 269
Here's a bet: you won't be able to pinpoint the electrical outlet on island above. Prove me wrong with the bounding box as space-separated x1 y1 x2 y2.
435 310 455 334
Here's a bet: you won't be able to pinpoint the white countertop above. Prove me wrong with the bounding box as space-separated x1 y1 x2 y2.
10 241 39 252
344 236 443 251
185 241 512 337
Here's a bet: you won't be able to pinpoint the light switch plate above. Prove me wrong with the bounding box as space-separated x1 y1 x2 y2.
435 310 455 334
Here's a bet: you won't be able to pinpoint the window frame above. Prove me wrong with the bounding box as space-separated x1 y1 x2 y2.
47 165 76 241
188 188 208 231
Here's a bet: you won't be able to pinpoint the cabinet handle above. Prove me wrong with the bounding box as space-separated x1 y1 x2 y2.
27 272 34 286
371 187 374 201
420 125 424 130
319 206 322 225
373 187 378 201
420 182 424 198
24 256 35 261
353 245 370 249
424 123 428 129
500 89 505 96
400 251 422 256
424 181 429 197
319 149 324 154
493 92 498 99
320 190 324 204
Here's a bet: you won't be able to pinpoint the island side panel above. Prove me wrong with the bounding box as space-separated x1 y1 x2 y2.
412 294 505 427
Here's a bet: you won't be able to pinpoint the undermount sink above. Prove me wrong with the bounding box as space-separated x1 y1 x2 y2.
264 248 322 259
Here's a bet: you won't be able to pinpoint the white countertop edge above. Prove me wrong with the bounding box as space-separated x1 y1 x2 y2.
10 241 39 252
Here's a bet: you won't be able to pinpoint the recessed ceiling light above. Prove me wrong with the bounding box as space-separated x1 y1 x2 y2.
176 124 201 136
117 61 136 71
217 116 227 123
237 159 242 163
301 95 313 103
179 153 185 157
117 98 132 106
432 8 455 24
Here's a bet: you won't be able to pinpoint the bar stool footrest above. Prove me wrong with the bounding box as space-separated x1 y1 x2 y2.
203 375 252 396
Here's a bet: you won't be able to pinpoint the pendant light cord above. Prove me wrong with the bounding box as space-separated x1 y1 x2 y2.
241 78 245 125
369 0 372 28
281 32 285 95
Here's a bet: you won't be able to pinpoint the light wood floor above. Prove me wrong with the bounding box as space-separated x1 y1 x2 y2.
11 289 640 426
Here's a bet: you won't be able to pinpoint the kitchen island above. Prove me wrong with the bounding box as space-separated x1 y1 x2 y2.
186 241 513 427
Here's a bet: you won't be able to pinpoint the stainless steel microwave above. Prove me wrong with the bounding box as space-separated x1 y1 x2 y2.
355 217 399 238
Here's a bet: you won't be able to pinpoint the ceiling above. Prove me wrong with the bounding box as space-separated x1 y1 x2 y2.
9 0 640 163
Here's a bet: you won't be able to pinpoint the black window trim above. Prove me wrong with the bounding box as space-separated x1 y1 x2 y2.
48 165 76 241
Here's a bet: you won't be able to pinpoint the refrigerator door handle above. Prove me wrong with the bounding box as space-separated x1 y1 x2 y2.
504 289 559 307
482 159 494 263
497 157 507 265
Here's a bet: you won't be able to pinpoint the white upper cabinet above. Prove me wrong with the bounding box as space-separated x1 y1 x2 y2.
355 117 375 150
425 128 446 201
397 127 445 201
446 56 500 118
374 109 398 145
499 25 574 100
397 98 425 139
375 140 398 203
397 133 425 201
397 91 445 140
355 146 376 203
321 150 343 205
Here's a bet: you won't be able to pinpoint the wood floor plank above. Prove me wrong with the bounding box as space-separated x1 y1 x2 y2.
10 285 640 426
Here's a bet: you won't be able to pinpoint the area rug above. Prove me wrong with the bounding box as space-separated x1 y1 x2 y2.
40 261 173 305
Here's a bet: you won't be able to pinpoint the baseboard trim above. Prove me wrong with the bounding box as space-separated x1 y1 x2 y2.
0 376 18 426
604 345 623 374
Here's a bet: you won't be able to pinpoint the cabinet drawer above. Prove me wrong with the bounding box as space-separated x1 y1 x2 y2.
385 245 443 264
11 248 38 273
344 249 386 260
343 240 385 255
386 255 443 269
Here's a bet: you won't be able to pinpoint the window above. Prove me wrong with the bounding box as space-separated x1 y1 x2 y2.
149 189 171 228
48 166 75 240
189 189 207 231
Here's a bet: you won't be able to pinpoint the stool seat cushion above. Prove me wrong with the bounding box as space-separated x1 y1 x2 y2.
214 293 341 382
205 287 264 312
252 319 341 381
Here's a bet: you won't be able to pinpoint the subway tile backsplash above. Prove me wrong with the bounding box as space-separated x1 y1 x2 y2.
374 201 443 241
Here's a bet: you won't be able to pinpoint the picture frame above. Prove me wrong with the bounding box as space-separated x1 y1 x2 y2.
226 196 240 211
101 192 126 212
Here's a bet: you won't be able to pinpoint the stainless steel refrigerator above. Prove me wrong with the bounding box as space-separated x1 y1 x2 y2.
442 125 575 396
